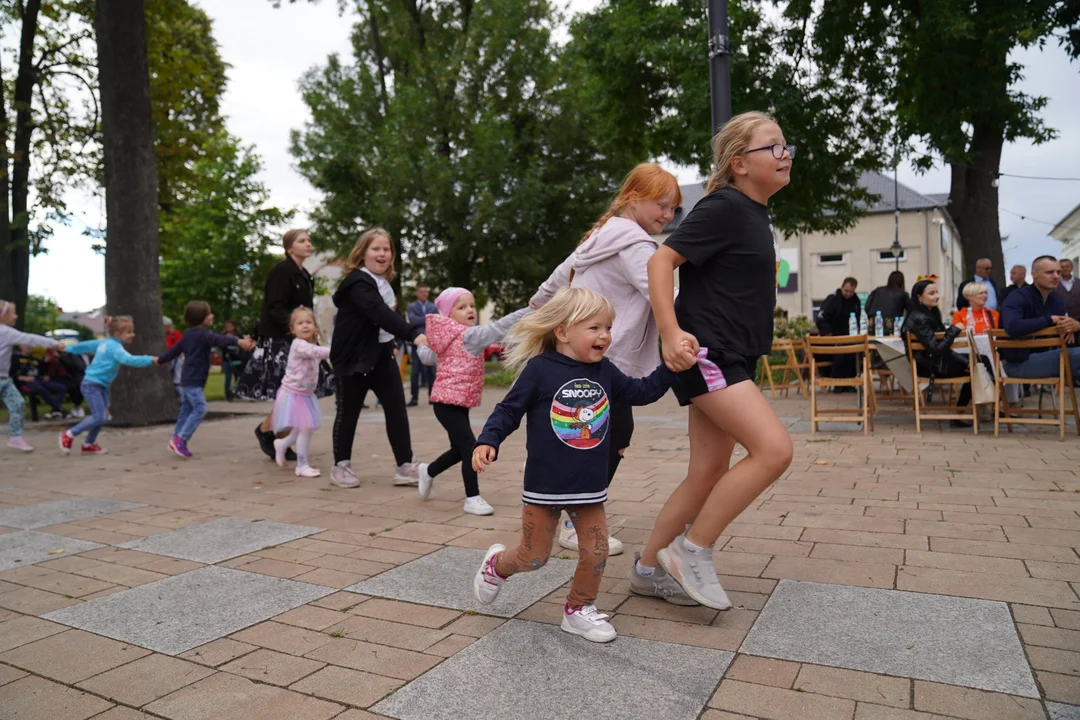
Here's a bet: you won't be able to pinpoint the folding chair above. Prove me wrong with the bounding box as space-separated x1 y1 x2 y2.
807 334 874 435
987 328 1079 441
906 332 979 434
758 338 808 398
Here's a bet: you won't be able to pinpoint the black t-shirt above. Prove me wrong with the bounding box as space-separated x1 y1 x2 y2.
665 186 775 357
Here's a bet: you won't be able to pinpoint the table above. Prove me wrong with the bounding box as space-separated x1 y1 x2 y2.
869 335 1012 400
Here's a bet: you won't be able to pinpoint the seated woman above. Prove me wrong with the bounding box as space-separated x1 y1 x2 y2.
11 346 69 419
904 279 986 428
951 282 999 334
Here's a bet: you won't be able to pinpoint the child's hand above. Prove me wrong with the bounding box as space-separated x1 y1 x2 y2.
239 337 256 351
472 445 496 472
150 356 158 364
414 334 428 347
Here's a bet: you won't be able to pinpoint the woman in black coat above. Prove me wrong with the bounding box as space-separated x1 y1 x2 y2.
903 279 978 427
235 229 333 458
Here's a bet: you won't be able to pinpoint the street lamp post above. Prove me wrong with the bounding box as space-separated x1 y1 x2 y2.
708 0 732 133
892 163 902 272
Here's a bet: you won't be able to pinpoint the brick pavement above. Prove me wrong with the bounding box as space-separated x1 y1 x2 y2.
0 388 1078 719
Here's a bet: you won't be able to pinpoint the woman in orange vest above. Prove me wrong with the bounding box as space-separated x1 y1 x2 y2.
951 282 999 334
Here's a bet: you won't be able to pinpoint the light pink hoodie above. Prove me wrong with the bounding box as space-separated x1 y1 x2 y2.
530 216 660 378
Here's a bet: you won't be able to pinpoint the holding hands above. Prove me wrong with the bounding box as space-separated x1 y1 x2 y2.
661 329 700 372
413 333 428 347
472 445 497 472
238 336 256 351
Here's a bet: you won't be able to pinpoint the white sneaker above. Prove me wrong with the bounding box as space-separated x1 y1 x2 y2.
473 543 506 604
463 496 494 515
7 437 33 452
561 604 617 643
330 461 360 489
273 438 289 468
558 519 624 556
71 408 85 418
393 461 420 486
418 463 433 499
296 465 321 478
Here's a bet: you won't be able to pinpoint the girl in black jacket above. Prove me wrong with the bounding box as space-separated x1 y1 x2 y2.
329 228 429 489
903 279 979 425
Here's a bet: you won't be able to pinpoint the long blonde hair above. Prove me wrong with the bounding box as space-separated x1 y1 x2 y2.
581 163 682 245
343 227 396 280
705 111 777 194
503 287 615 374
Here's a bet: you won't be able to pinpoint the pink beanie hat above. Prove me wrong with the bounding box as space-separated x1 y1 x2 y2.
435 287 470 316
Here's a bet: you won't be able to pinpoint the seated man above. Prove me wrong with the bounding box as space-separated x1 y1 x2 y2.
11 345 69 419
1000 255 1080 383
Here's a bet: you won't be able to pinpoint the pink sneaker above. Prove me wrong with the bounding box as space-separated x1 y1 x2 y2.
7 437 33 452
59 430 73 454
80 443 107 455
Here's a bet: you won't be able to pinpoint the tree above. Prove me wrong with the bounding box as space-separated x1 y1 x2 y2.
95 0 176 424
0 1 97 328
787 0 1080 286
159 133 291 332
290 0 620 311
563 0 891 236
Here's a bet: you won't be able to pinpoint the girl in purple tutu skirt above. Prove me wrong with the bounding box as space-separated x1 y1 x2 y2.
272 307 330 477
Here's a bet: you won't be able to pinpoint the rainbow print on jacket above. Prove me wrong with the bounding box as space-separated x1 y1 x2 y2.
550 378 609 449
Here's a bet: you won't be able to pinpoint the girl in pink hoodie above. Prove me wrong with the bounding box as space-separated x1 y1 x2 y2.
271 307 331 477
414 287 529 515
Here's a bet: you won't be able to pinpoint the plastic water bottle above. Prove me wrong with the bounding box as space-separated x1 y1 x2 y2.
859 309 869 335
848 312 858 336
894 317 903 336
874 311 884 338
966 307 975 332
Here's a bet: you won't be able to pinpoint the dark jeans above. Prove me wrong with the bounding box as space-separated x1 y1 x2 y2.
222 361 234 395
332 344 413 466
920 352 976 407
607 400 634 486
409 344 436 401
429 403 480 498
22 379 67 412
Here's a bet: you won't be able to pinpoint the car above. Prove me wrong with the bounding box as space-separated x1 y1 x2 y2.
483 344 505 362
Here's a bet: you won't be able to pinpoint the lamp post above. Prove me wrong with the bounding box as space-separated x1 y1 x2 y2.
892 163 902 272
709 0 732 133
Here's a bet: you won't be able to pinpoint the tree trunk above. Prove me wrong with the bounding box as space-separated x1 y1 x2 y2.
95 0 177 425
1 0 41 329
0 25 12 315
946 120 1007 290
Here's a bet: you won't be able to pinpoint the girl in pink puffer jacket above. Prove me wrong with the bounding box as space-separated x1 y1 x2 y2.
415 287 529 516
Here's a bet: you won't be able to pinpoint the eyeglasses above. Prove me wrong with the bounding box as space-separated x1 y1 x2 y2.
745 144 796 160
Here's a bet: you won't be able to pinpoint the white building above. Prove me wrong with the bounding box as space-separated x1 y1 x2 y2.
1051 201 1080 266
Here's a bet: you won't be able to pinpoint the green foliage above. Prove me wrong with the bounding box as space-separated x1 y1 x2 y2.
159 134 292 332
21 295 61 336
774 315 814 340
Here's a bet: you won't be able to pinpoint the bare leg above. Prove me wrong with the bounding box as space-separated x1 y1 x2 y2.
640 406 735 567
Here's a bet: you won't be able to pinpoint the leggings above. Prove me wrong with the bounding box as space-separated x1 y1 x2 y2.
332 344 412 466
429 403 480 498
279 428 314 468
495 503 608 609
1 378 25 438
68 381 109 444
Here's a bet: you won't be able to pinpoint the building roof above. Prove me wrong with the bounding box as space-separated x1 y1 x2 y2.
57 306 106 336
1051 201 1080 242
664 171 947 232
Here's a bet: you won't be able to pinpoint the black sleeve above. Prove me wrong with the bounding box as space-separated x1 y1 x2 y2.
475 363 539 455
263 263 294 333
610 362 675 406
662 192 734 266
817 295 837 335
349 280 419 343
912 318 959 354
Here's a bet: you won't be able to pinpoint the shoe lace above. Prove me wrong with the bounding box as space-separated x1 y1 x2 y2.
685 549 721 588
483 556 504 585
575 604 610 624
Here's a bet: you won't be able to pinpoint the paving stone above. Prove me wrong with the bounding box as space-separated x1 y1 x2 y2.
897 566 1080 609
290 665 402 708
119 517 323 564
1049 702 1080 720
0 583 80 614
76 653 215 706
0 675 114 720
0 628 151 683
0 497 143 530
222 648 325 686
610 614 745 651
424 634 476 657
740 580 1037 697
43 566 335 655
231 621 338 656
346 546 576 618
373 619 733 720
144 671 343 720
272 604 349 631
0 530 103 571
912 681 1044 720
853 705 943 720
725 655 800 688
349 597 461 628
90 708 157 720
443 614 506 637
324 614 450 651
0 663 27 686
793 664 910 708
1040 671 1080 704
304 637 442 680
0 614 67 652
709 679 856 720
178 637 258 667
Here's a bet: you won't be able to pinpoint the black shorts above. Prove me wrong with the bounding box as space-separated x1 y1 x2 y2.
672 348 759 407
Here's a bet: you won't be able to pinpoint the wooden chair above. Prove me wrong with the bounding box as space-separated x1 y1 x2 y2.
758 338 808 398
807 334 874 435
906 332 979 434
987 328 1079 441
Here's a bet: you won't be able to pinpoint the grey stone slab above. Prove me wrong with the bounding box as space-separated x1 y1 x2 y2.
118 516 322 563
43 565 334 655
741 580 1037 698
346 546 575 618
1049 703 1080 720
0 497 144 529
373 619 732 720
0 531 104 571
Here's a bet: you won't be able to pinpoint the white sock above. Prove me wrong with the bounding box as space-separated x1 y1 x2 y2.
684 537 709 554
636 561 655 577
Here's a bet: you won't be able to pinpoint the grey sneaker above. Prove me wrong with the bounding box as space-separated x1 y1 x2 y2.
330 461 360 489
657 534 732 610
629 552 698 606
393 461 420 486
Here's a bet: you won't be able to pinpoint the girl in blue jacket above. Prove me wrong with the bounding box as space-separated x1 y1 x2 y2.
60 316 157 455
470 287 676 643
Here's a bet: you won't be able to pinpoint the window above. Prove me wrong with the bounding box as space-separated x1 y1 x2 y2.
817 253 845 266
877 249 907 263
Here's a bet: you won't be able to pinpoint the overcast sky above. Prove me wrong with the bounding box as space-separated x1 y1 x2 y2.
28 0 1080 311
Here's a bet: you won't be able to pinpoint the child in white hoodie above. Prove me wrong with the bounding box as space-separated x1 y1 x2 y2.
0 300 61 452
529 163 684 585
